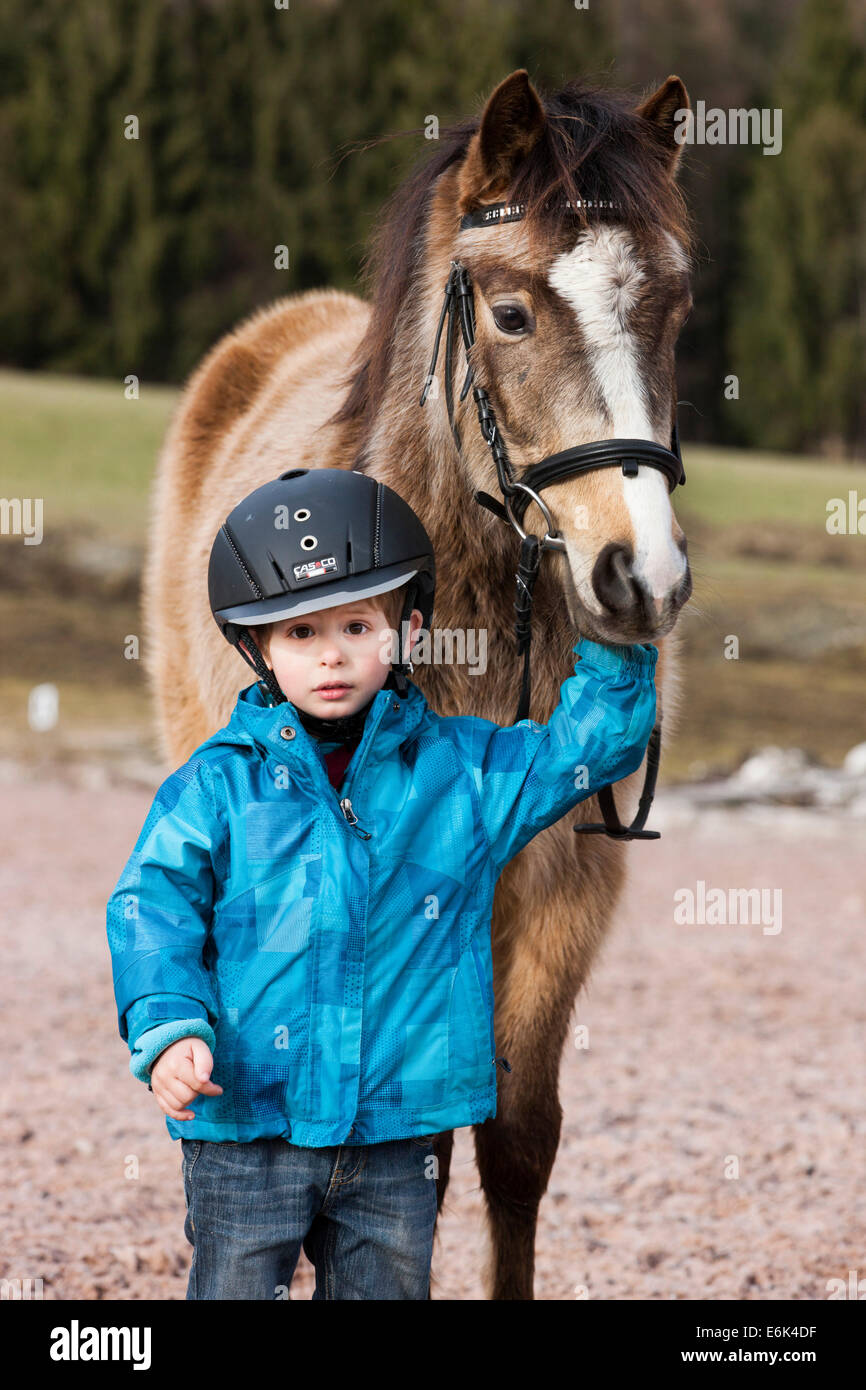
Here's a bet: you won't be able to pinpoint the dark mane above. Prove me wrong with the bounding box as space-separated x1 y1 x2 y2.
327 78 693 434
326 116 477 434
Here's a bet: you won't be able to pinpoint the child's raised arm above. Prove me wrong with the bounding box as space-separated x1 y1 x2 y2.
454 637 658 868
106 757 225 1085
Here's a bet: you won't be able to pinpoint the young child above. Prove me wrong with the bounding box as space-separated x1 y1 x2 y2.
106 467 658 1301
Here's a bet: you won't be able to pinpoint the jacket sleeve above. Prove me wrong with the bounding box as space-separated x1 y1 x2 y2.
106 757 224 1085
461 637 658 868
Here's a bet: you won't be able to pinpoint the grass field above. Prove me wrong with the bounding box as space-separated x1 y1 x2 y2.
0 368 178 545
1 367 864 780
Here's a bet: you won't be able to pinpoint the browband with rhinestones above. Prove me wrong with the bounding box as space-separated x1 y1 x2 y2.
459 198 619 230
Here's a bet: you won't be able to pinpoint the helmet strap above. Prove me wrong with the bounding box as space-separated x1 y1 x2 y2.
386 666 410 698
231 625 287 706
386 580 417 700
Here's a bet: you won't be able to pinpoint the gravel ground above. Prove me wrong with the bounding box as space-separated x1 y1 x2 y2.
2 763 863 1301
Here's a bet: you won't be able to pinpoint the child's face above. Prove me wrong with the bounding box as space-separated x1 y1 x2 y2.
249 597 423 719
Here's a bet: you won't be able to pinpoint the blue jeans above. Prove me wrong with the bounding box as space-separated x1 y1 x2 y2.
180 1135 438 1300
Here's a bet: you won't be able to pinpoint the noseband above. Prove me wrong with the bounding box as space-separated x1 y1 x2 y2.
419 200 687 840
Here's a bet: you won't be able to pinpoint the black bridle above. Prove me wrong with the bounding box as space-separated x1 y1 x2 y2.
419 199 687 841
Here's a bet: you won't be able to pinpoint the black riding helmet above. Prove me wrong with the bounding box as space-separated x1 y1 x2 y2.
208 468 436 711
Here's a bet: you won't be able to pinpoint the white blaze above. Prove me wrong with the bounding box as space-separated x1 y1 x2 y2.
548 225 686 603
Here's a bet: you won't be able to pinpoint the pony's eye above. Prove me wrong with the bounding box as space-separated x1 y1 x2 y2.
492 304 527 334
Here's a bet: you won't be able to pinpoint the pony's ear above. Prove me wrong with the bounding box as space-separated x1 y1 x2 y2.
635 75 691 175
458 69 546 212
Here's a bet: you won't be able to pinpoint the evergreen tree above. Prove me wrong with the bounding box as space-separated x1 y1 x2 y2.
731 0 866 454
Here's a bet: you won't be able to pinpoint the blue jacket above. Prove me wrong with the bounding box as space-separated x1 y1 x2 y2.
106 637 658 1146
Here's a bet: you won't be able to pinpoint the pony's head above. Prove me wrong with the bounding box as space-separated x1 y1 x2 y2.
446 71 694 644
334 69 695 646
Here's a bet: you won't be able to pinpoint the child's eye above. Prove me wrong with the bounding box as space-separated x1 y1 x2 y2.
284 621 367 639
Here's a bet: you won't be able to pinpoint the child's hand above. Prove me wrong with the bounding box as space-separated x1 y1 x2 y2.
149 1037 223 1121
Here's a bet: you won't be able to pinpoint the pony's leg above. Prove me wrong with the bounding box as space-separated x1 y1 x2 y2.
472 1027 565 1300
473 837 625 1300
432 1129 455 1215
426 1129 454 1300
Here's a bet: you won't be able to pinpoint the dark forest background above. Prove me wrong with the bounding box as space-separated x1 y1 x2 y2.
1 0 864 456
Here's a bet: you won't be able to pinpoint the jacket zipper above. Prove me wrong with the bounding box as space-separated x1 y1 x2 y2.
330 695 396 841
338 796 372 839
302 740 370 840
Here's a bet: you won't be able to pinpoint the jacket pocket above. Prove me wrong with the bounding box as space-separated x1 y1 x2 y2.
447 937 495 1084
470 933 495 1060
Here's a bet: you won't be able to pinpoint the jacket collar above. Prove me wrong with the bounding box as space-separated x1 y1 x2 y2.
215 678 430 785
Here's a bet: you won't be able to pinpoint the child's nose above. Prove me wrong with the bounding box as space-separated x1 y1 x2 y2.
319 639 346 662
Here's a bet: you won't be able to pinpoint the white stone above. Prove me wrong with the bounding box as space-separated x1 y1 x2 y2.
842 742 866 777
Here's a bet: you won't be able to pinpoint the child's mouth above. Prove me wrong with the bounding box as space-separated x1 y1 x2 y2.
315 684 352 700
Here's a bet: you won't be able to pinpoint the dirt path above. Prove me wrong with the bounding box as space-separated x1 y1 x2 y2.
2 763 863 1300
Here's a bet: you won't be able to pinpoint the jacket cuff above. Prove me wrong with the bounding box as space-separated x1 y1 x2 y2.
573 636 658 675
122 992 213 1046
129 1019 217 1085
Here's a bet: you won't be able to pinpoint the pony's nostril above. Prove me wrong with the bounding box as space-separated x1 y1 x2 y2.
591 541 636 614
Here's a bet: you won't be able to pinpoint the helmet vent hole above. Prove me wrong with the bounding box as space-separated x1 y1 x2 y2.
293 508 310 522
300 535 317 550
280 470 308 481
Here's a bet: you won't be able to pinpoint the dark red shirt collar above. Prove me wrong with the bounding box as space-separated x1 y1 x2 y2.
321 738 360 790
